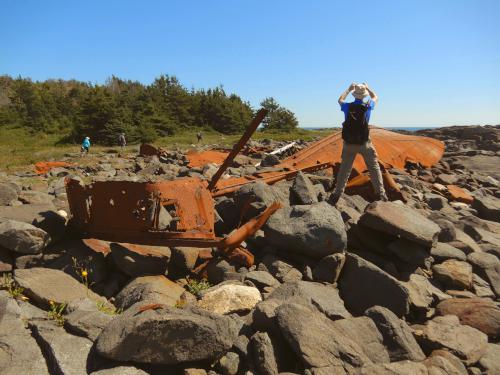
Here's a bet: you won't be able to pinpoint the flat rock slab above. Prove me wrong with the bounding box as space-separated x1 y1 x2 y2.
114 275 185 311
65 297 115 341
355 360 428 375
478 344 500 375
96 304 239 365
338 253 410 317
417 315 488 365
436 298 500 339
472 194 500 222
30 320 94 375
0 220 50 254
14 267 106 307
403 273 450 312
431 242 466 262
264 201 347 259
358 201 440 246
432 260 473 290
90 367 149 375
268 280 351 320
198 284 262 314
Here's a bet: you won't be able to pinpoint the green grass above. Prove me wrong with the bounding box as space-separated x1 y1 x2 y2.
0 126 335 172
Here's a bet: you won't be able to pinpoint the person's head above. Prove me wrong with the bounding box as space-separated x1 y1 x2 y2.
352 84 369 100
85 136 90 140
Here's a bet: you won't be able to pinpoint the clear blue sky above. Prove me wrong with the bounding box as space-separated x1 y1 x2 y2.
1 0 499 127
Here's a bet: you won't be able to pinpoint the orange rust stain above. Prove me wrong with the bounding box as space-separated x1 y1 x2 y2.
187 150 229 168
137 303 165 313
34 161 73 174
82 238 111 255
447 185 474 204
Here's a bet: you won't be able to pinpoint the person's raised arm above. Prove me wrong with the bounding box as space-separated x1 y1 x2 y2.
364 83 378 104
338 83 355 105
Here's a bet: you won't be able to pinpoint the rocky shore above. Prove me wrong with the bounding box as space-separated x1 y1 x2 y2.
0 125 499 375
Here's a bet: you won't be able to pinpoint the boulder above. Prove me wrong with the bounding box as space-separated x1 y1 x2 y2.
216 351 240 375
259 254 303 283
30 320 94 375
18 191 53 205
355 361 428 375
90 367 148 375
234 181 288 220
65 297 115 341
424 193 448 210
198 284 262 315
291 172 318 205
478 344 500 375
0 183 17 205
96 304 239 365
434 219 457 242
358 201 440 246
424 350 468 375
244 270 280 290
387 238 432 268
365 306 425 362
268 281 351 320
330 316 390 364
14 267 106 307
0 246 13 272
0 220 50 254
435 298 500 339
467 252 500 297
114 275 185 310
110 242 171 277
0 291 49 375
338 253 410 317
432 260 473 290
264 202 347 259
403 274 450 312
472 194 500 222
250 332 279 375
276 303 372 369
472 274 495 298
312 253 346 284
430 242 466 262
260 153 281 167
416 315 488 365
170 246 200 271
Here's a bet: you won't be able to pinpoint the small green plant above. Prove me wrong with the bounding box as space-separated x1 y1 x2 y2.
95 300 122 316
71 256 93 292
185 277 211 296
0 273 28 300
48 301 66 326
174 299 187 309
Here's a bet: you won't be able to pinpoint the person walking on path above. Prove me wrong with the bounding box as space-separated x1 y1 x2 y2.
81 136 90 156
118 132 126 150
329 83 388 205
196 131 203 143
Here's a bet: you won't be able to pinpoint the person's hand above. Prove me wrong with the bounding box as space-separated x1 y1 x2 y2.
363 82 370 89
348 83 355 91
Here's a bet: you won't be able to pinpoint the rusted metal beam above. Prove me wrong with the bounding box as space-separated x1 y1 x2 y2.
207 108 268 191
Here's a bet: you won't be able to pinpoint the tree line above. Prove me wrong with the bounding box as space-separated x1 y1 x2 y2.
0 75 298 145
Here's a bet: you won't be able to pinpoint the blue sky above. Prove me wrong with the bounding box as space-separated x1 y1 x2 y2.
1 0 499 127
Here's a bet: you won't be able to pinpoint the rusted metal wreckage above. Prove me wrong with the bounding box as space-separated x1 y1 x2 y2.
66 108 446 270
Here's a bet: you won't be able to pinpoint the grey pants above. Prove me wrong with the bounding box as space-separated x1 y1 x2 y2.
332 140 387 198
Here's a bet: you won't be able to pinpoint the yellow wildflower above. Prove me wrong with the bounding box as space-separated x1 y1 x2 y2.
81 270 88 277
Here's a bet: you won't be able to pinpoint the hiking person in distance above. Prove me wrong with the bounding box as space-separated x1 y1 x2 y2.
329 83 388 205
118 132 126 150
81 136 90 156
196 131 203 143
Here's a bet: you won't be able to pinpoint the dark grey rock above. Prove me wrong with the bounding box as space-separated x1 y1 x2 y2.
259 254 302 283
0 246 13 272
291 172 318 205
234 181 288 220
358 201 440 246
96 304 239 365
365 306 425 361
30 320 94 375
264 202 347 259
268 281 351 320
0 220 49 254
467 252 500 297
472 194 500 222
387 238 432 268
312 253 345 284
244 270 280 290
338 253 410 317
251 332 279 375
171 246 200 272
434 219 457 242
424 193 448 210
260 153 281 167
65 297 115 341
330 316 390 364
431 242 466 262
276 303 371 369
216 351 240 375
403 274 450 313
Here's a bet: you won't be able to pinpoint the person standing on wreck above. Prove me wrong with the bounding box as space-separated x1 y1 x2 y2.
329 83 388 205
